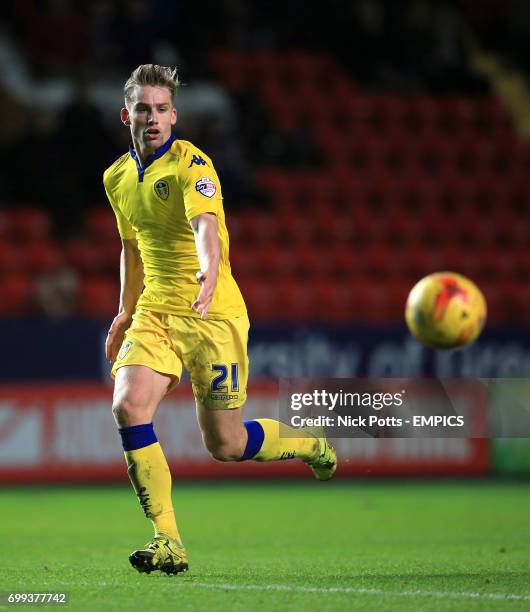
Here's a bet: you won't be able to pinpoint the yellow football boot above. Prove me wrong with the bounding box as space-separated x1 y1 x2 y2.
129 534 189 576
304 427 337 481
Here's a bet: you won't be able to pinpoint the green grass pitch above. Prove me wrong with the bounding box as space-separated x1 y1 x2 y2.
1 481 529 611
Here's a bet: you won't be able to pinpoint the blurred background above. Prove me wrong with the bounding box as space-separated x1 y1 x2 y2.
1 0 529 482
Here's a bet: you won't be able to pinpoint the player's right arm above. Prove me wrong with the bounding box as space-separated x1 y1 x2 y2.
105 238 144 363
103 162 143 363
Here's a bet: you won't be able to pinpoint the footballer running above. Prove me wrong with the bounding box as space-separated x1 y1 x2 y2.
103 64 337 575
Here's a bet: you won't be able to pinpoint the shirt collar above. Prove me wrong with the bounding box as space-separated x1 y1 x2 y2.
129 133 177 182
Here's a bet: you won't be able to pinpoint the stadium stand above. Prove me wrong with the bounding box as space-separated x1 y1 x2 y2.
0 1 528 324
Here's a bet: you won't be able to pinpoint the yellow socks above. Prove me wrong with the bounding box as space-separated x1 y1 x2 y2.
119 424 181 542
241 418 318 462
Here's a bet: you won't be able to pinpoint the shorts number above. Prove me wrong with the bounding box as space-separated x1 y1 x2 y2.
211 364 239 393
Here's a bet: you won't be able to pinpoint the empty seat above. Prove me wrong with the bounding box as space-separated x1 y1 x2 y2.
78 276 119 318
66 240 108 273
8 207 51 242
0 242 25 274
85 207 119 241
24 241 64 274
0 274 32 315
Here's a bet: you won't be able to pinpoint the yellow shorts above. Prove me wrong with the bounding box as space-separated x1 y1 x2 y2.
111 309 249 410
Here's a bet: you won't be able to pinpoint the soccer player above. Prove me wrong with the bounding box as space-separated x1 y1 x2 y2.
104 64 337 576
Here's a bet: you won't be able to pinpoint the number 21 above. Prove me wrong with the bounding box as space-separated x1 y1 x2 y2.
211 364 239 392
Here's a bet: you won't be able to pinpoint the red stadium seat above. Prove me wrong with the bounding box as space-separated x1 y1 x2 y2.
24 240 65 274
8 207 51 242
318 243 356 278
312 209 356 244
276 279 319 322
84 207 119 241
78 276 120 318
313 279 357 323
253 244 298 279
402 246 445 279
475 96 512 137
209 50 250 92
358 244 403 278
0 242 25 274
439 96 477 130
240 279 279 321
0 210 10 238
480 247 517 281
404 95 441 132
351 280 391 323
275 207 317 245
229 244 257 281
0 274 32 315
516 248 530 280
66 239 108 273
234 210 279 244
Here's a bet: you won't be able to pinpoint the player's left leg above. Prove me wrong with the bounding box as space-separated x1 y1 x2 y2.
196 404 336 479
185 314 336 479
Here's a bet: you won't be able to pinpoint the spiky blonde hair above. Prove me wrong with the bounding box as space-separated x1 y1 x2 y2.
124 64 179 107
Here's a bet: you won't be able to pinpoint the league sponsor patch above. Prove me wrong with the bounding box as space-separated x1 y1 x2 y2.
195 176 217 198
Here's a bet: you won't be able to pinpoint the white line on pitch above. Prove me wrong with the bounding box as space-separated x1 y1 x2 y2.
180 581 530 602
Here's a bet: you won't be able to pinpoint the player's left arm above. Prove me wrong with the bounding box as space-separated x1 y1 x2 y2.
190 212 220 320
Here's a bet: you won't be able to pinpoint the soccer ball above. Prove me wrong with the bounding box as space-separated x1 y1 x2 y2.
405 272 487 350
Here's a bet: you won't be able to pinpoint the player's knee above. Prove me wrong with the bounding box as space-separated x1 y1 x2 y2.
204 439 241 462
112 395 145 427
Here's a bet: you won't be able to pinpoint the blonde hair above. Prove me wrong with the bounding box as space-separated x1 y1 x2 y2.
124 64 179 107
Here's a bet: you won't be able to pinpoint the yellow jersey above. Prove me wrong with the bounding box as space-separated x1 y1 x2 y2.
103 136 246 319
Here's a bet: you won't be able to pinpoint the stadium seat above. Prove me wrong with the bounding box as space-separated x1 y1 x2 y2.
66 240 108 273
0 242 25 274
438 96 477 131
232 210 279 244
253 244 298 279
275 279 320 322
404 95 440 132
84 207 119 241
0 274 33 315
209 50 249 92
24 240 65 274
78 276 119 318
240 279 278 321
8 207 51 242
313 279 357 322
475 96 512 136
0 210 10 238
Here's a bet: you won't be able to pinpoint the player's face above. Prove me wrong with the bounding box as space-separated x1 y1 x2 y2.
121 85 177 154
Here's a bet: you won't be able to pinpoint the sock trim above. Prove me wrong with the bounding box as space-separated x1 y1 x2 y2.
240 420 265 460
119 423 157 451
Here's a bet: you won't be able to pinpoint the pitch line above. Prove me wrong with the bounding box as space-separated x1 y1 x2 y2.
182 581 530 602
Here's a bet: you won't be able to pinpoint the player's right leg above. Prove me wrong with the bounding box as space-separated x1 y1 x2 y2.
110 309 187 575
112 364 188 575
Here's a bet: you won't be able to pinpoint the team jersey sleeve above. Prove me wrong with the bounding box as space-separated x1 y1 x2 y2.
103 174 136 240
178 149 223 221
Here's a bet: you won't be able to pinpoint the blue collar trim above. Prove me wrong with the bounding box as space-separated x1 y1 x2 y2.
129 134 177 182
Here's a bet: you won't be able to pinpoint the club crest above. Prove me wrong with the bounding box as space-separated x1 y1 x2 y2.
154 179 169 200
118 341 132 360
